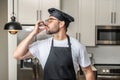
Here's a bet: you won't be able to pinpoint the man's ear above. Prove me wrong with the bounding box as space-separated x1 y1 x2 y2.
59 21 65 28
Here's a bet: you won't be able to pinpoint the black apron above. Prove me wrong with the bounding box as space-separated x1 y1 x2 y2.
43 36 76 80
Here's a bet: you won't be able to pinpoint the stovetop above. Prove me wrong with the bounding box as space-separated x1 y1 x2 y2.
95 64 120 69
94 64 120 75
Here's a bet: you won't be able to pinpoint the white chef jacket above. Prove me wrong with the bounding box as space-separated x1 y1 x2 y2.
29 36 91 73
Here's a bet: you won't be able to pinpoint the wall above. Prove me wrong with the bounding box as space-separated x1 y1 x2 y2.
0 0 8 80
87 46 120 64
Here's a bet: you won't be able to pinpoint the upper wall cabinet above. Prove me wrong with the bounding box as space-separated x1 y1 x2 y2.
79 0 95 46
96 0 120 25
16 0 60 25
65 0 95 46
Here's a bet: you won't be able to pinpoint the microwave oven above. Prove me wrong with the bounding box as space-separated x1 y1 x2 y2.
96 26 120 45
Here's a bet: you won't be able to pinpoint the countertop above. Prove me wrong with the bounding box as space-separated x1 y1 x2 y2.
91 65 97 71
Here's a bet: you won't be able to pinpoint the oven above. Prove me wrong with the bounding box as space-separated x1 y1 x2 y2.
95 64 120 80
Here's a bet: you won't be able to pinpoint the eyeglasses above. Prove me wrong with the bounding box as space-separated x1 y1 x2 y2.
45 18 58 23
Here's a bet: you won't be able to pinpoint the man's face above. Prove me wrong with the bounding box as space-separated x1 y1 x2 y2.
45 16 60 35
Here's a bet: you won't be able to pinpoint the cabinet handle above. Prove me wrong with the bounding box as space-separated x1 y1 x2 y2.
76 33 81 42
111 12 113 24
37 10 39 21
76 33 78 40
114 12 116 24
39 10 42 20
79 33 81 42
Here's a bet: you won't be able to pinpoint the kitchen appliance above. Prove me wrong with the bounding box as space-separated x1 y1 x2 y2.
95 64 120 80
96 26 120 45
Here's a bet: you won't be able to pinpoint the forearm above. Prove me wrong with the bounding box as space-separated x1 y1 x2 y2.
85 70 94 80
13 32 36 60
82 65 94 80
14 20 46 60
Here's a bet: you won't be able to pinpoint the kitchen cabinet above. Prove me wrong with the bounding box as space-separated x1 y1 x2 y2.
16 0 60 24
78 0 95 46
66 0 95 46
64 0 79 41
96 0 120 25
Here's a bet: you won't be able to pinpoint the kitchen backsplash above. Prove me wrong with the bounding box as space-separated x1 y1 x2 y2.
87 46 120 64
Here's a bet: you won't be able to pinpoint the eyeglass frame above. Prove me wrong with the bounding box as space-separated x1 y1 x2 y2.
45 18 61 23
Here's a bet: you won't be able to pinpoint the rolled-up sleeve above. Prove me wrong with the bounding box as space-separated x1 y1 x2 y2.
78 45 91 67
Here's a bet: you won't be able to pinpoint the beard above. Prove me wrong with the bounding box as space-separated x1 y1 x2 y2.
46 25 60 35
46 28 59 35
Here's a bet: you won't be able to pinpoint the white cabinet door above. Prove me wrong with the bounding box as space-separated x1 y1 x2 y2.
79 0 95 46
115 0 120 25
41 0 60 21
96 0 113 25
62 0 79 39
17 0 39 24
66 0 96 46
17 0 60 24
96 0 120 25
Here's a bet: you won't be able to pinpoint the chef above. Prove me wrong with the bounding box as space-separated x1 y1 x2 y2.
14 8 94 80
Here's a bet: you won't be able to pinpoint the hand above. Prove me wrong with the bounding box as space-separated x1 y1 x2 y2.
32 20 46 35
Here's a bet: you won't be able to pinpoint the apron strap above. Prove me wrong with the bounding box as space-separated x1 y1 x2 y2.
67 35 71 48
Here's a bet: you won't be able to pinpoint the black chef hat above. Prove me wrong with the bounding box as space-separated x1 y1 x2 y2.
48 8 74 27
